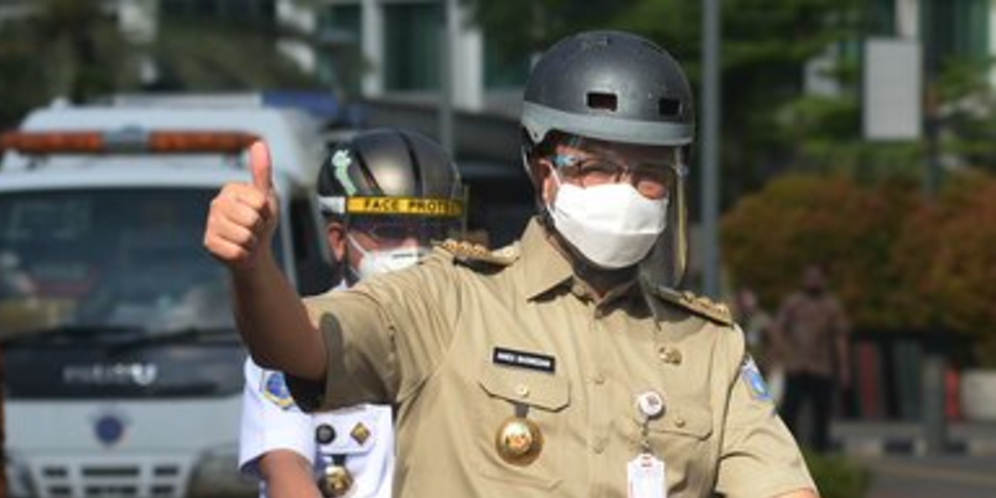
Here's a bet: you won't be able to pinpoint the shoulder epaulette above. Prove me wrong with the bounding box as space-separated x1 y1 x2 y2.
435 239 519 268
655 287 734 326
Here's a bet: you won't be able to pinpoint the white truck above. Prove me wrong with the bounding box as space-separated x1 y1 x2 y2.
0 101 333 498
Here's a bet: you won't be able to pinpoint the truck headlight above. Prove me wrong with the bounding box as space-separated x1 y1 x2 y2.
187 445 258 498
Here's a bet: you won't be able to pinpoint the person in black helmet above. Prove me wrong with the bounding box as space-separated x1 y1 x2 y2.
235 128 465 498
205 30 817 498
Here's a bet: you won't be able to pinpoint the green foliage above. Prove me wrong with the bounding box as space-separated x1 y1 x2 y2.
936 58 996 175
462 0 639 64
0 0 128 125
0 0 324 128
616 0 861 205
151 14 323 91
466 0 862 206
803 449 872 498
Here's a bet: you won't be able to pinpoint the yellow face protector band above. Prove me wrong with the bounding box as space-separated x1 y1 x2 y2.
345 196 464 218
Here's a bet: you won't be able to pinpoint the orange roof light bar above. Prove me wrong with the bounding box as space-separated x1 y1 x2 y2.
148 131 260 153
0 130 260 154
0 131 104 153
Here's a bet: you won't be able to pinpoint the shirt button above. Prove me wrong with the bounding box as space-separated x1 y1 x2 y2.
593 373 606 385
515 384 530 398
592 437 606 453
674 416 686 428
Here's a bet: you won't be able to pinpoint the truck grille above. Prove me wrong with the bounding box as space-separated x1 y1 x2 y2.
34 461 188 498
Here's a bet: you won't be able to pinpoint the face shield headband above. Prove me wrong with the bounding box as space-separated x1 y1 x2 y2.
320 194 466 262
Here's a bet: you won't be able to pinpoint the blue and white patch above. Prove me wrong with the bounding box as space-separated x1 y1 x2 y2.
741 355 772 402
261 371 296 409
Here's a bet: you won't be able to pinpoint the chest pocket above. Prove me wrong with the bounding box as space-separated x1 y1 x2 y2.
638 402 715 492
476 363 571 489
479 366 570 411
640 404 712 439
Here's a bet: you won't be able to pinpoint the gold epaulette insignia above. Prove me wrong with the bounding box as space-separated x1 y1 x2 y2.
656 287 733 326
435 239 519 268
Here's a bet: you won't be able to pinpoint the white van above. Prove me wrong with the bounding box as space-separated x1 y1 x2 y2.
0 102 332 498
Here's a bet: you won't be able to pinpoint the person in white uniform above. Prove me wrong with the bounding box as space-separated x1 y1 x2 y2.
238 128 466 498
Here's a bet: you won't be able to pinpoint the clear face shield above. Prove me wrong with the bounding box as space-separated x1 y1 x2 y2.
538 135 688 283
637 149 688 291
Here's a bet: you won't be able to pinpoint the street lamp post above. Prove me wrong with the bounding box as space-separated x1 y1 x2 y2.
438 0 455 154
701 0 722 298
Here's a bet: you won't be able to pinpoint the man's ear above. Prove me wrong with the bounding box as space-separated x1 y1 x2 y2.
326 221 347 262
531 157 556 206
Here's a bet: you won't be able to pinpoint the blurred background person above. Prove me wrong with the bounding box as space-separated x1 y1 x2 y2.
772 263 851 453
238 128 465 498
732 286 784 405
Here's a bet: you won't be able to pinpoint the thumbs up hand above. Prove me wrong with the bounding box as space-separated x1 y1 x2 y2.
204 141 280 271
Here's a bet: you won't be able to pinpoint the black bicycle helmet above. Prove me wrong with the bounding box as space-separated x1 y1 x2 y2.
317 127 465 246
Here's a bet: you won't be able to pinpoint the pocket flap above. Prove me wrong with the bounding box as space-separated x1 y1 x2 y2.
644 406 712 439
478 363 570 412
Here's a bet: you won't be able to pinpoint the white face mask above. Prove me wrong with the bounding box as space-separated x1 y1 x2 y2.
548 171 668 269
347 235 426 280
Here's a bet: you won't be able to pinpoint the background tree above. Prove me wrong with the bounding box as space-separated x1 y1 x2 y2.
0 0 325 128
720 173 921 331
722 170 996 367
0 0 126 126
466 0 861 208
150 4 325 92
463 0 638 65
891 172 996 367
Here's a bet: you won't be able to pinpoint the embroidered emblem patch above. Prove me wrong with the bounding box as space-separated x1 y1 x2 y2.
741 356 771 401
262 371 295 409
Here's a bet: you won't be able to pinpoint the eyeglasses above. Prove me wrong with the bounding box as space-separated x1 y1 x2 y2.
550 153 678 199
349 215 458 245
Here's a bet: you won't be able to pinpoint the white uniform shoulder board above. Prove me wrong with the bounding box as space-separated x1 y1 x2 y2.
313 410 386 455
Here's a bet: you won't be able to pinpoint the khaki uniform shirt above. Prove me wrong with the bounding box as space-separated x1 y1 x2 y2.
290 219 815 498
774 291 849 378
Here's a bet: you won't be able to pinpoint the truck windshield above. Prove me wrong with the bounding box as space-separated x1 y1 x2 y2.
0 188 252 399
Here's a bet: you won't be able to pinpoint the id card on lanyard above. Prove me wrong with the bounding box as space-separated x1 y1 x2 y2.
627 453 666 498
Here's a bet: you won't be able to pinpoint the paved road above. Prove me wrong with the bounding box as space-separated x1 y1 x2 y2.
862 455 996 498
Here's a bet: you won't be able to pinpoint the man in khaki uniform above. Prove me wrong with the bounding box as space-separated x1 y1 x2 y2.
204 30 818 498
772 263 851 453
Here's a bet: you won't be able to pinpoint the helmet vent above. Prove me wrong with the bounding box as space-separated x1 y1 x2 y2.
659 98 681 117
586 92 618 111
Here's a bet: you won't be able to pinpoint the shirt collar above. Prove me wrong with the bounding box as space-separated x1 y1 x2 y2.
517 217 648 310
518 217 575 300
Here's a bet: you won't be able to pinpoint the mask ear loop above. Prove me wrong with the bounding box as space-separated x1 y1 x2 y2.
543 157 571 219
344 232 370 283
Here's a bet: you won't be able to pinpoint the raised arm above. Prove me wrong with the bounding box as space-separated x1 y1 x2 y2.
203 141 326 381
